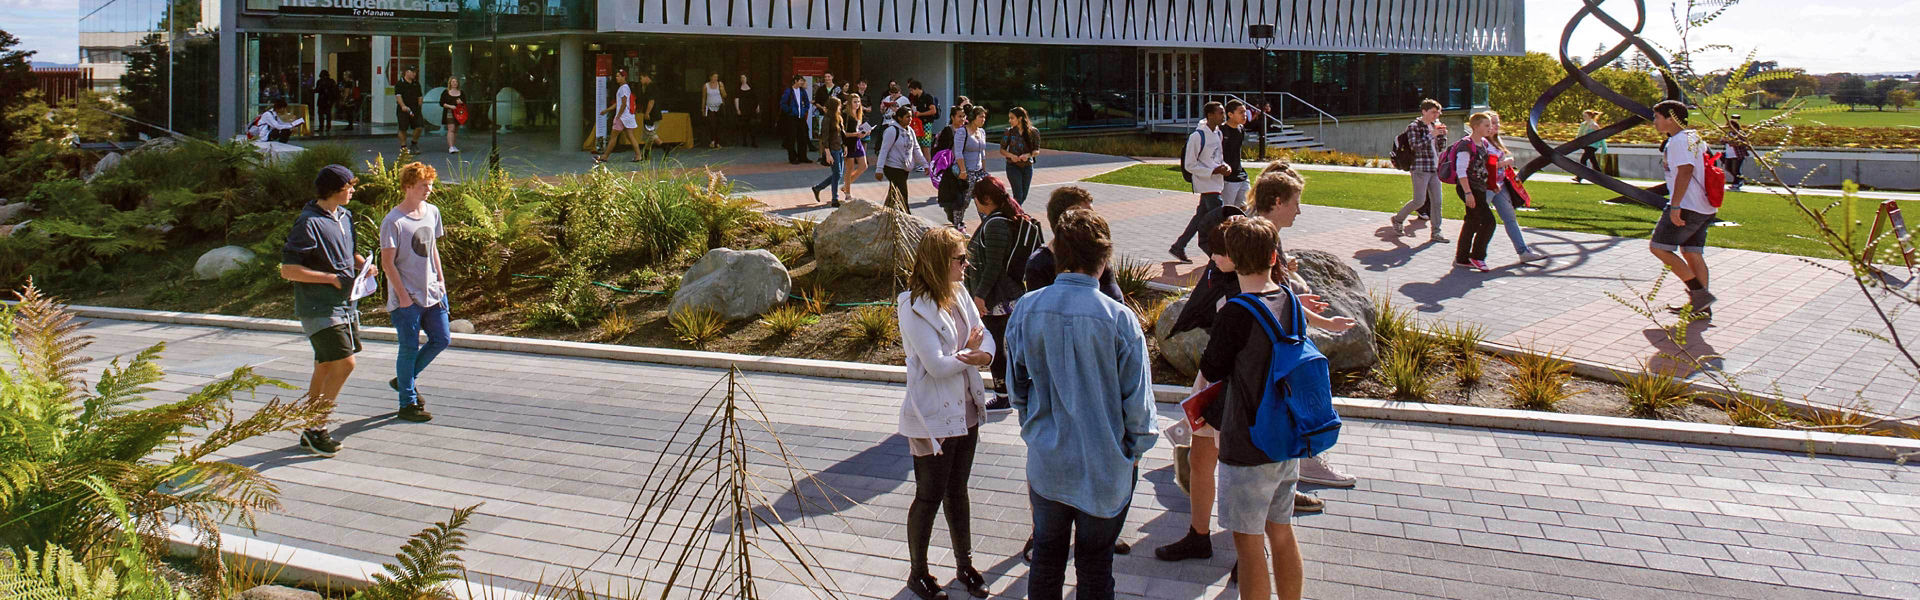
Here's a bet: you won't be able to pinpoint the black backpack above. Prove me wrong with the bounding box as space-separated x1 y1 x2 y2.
986 214 1045 302
1391 127 1416 171
1179 129 1202 183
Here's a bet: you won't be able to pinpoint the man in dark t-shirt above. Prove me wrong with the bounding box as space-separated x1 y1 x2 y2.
394 67 424 154
279 164 372 458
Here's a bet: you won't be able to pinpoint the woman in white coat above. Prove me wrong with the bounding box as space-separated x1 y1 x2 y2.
896 226 994 600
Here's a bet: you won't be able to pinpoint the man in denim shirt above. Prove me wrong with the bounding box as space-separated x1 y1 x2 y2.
1007 209 1158 600
280 164 372 457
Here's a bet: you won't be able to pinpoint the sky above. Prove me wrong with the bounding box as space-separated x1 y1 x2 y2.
2 0 1913 73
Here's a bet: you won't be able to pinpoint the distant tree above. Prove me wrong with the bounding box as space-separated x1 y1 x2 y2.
0 29 38 153
1831 75 1870 106
119 33 220 137
1812 73 1849 96
1889 89 1915 112
1869 79 1903 110
1591 43 1612 67
1757 70 1817 101
1475 52 1661 124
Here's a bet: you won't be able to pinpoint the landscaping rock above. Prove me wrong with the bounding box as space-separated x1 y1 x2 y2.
449 319 476 334
815 197 936 278
86 152 122 182
1150 250 1379 377
668 248 791 321
240 585 321 600
129 136 180 156
193 245 256 280
0 201 28 224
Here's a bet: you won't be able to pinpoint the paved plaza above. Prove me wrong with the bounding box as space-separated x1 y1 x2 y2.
77 317 1920 599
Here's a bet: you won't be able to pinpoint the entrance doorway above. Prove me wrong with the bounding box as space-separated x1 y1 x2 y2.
1141 48 1203 125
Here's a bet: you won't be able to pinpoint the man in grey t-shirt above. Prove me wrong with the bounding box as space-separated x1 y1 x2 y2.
380 162 451 422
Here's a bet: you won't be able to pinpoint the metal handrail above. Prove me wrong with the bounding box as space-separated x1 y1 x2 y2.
1140 90 1341 143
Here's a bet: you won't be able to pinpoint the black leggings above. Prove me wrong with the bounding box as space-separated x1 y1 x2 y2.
1578 148 1601 175
981 314 1009 394
1724 156 1745 185
1455 185 1496 263
908 426 979 576
885 166 911 206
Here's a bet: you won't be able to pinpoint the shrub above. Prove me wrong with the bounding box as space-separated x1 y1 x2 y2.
670 307 727 349
352 505 481 600
599 308 639 341
760 304 818 337
685 169 765 250
1615 359 1695 419
849 305 897 344
1435 321 1488 385
1505 345 1582 411
798 282 831 315
1370 293 1417 346
1131 294 1176 335
1113 255 1155 302
1710 392 1791 429
1374 339 1438 401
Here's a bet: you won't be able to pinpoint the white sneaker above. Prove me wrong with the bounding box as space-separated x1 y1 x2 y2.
1299 455 1357 488
449 146 461 154
1519 250 1550 262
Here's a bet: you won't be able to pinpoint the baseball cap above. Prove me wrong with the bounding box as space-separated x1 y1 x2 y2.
315 164 356 198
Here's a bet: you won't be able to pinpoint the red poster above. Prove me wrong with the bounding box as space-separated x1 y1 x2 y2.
792 57 828 77
595 54 611 77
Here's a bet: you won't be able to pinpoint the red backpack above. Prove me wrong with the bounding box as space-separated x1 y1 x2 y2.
1701 150 1726 207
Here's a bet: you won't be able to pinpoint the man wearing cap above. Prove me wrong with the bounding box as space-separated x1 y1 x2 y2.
280 164 373 457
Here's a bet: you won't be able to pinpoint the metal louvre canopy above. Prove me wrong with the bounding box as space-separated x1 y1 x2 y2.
599 0 1524 54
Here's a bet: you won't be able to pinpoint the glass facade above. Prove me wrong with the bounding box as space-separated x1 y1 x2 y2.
79 0 221 137
955 44 1140 131
455 0 596 37
1202 50 1473 117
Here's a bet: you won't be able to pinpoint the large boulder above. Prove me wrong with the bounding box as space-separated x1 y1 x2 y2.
85 152 122 182
814 197 937 278
449 319 477 334
668 248 791 321
0 201 28 224
1151 249 1379 377
240 585 322 600
193 245 257 280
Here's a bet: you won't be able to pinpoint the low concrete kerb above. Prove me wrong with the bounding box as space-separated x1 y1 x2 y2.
164 525 539 600
60 303 1918 461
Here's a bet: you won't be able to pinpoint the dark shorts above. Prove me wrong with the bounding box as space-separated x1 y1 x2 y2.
1650 209 1714 254
398 109 422 131
309 321 363 363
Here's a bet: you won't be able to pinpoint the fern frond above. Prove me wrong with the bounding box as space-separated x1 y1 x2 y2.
353 504 482 600
10 282 91 398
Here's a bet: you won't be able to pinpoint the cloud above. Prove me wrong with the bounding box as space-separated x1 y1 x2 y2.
1527 0 1916 75
3 7 80 64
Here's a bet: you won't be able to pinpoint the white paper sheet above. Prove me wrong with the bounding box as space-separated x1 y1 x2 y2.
349 261 378 301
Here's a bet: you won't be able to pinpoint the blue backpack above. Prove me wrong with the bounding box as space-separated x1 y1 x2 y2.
1228 289 1341 460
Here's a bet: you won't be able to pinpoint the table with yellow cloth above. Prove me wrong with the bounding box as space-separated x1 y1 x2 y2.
579 112 692 151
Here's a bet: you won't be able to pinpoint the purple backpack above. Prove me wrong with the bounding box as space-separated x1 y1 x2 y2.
927 149 956 190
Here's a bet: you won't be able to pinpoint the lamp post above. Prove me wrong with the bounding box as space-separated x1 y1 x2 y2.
1248 23 1275 160
488 1 502 172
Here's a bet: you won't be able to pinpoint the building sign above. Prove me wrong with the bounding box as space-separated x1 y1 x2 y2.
594 54 611 144
792 57 827 77
278 0 458 19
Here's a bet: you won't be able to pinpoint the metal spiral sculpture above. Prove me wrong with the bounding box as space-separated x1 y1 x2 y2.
1520 0 1687 207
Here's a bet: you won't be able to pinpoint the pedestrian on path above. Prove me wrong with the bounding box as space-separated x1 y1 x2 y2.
1201 215 1317 600
1390 99 1450 240
1006 209 1158 600
701 72 727 149
1573 109 1606 184
1220 100 1251 209
933 106 971 230
1722 115 1750 191
380 162 451 424
439 76 466 154
596 70 645 164
1171 102 1230 263
1000 107 1042 205
877 106 930 205
1023 186 1124 298
1486 113 1545 262
1649 100 1719 317
810 96 847 207
394 67 425 155
1452 112 1501 271
841 95 873 202
1157 166 1356 572
959 106 991 207
811 73 841 143
280 164 373 458
314 70 337 135
910 80 940 149
733 74 759 148
896 226 995 600
781 75 812 164
964 176 1041 413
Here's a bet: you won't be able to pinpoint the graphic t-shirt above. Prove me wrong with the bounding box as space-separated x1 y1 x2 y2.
379 203 447 311
1662 129 1713 214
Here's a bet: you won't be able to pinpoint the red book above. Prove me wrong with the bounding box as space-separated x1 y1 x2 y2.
1181 381 1225 429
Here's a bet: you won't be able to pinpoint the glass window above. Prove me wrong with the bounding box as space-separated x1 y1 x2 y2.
957 43 1137 131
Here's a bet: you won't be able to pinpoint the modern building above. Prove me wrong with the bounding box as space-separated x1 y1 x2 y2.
81 0 1523 147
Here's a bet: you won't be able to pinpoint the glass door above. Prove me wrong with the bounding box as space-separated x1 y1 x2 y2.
1141 48 1203 124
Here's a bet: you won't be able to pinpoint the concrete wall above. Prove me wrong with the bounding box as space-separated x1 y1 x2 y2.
860 41 953 120
1504 140 1920 191
1301 111 1470 158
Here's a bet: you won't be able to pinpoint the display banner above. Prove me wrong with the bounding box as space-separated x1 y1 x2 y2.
594 54 611 145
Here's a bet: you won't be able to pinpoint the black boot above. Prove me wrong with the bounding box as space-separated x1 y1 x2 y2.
906 573 948 600
1153 527 1213 562
955 565 988 599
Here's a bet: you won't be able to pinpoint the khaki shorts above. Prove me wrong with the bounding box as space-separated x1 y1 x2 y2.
1217 459 1301 534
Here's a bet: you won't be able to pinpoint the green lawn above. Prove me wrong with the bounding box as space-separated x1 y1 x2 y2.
1734 96 1920 128
1086 164 1919 260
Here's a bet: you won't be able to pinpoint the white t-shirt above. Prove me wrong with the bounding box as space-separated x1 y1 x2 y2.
614 83 638 129
1663 129 1713 214
379 203 447 311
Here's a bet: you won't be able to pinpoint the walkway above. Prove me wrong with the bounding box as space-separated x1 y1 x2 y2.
78 317 1920 599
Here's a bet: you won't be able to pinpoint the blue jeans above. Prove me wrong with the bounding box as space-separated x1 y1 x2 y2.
813 148 845 201
1490 188 1531 255
1006 163 1034 205
1027 488 1130 600
392 301 451 408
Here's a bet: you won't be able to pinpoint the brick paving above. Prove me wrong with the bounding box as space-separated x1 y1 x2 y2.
752 159 1920 419
76 318 1920 599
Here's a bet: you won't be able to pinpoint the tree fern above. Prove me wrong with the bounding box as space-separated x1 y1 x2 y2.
353 504 482 600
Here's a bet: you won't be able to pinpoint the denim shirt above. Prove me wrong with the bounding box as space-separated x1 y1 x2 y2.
1006 273 1158 518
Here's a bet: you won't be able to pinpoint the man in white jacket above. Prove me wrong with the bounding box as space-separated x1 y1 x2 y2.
1171 102 1229 263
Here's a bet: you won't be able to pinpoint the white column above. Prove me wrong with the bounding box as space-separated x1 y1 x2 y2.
372 36 394 125
559 35 584 152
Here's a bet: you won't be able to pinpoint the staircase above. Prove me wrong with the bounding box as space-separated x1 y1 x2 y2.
1146 120 1328 151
